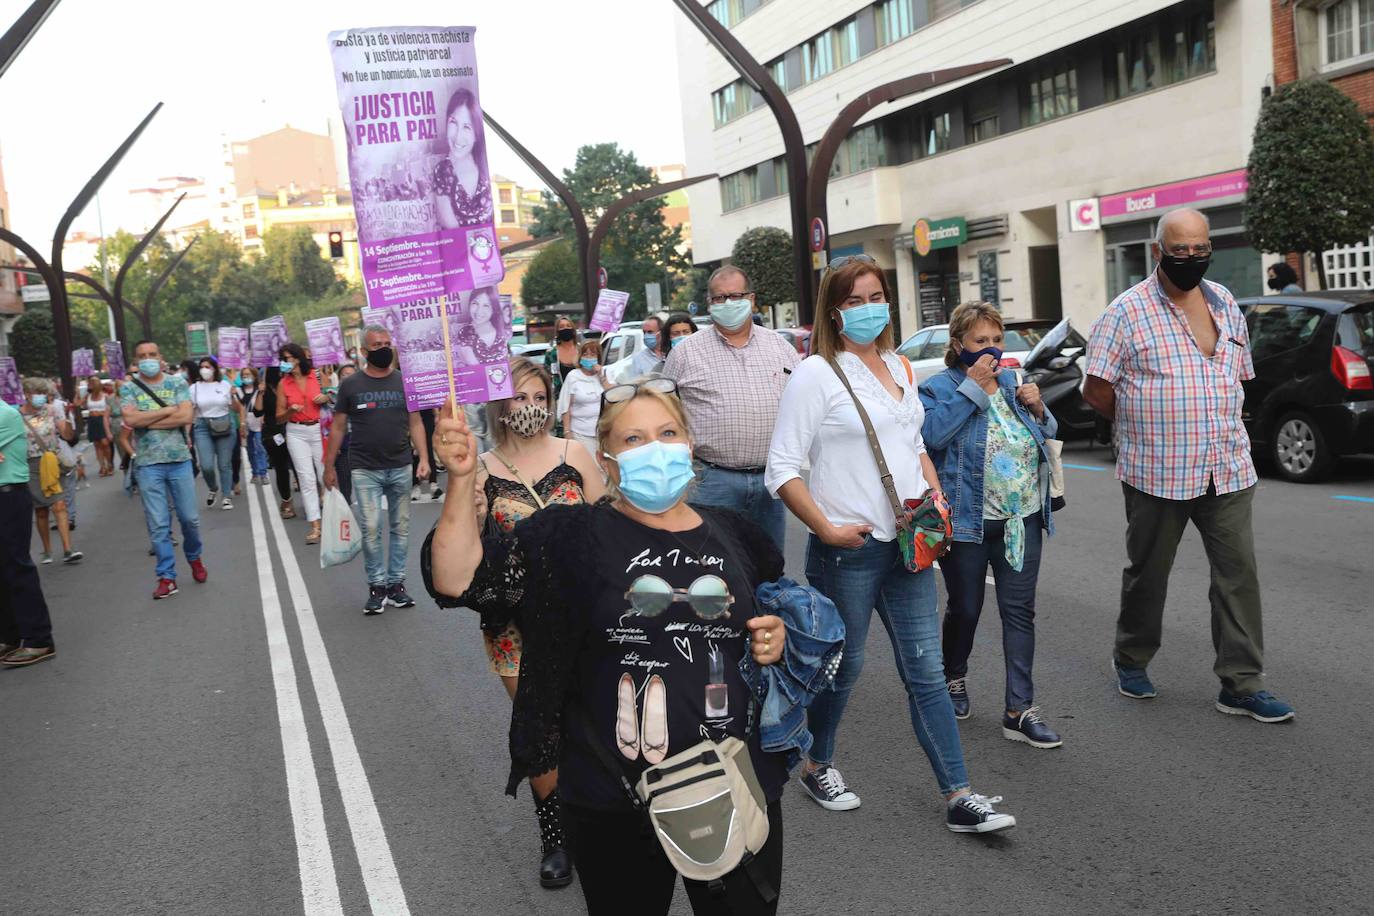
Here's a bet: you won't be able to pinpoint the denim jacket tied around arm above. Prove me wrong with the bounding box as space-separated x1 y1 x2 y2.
918 366 1058 544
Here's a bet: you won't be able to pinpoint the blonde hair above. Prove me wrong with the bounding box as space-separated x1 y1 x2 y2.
596 388 692 454
944 301 1005 367
486 359 554 447
811 260 896 360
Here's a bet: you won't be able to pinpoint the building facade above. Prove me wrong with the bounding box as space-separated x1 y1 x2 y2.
676 0 1274 335
1273 0 1374 288
0 148 21 356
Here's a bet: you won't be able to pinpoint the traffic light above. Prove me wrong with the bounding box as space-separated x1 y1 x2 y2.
328 231 344 259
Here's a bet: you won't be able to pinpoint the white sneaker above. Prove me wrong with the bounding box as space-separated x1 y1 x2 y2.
800 765 861 811
221 497 234 510
205 492 217 508
411 485 421 501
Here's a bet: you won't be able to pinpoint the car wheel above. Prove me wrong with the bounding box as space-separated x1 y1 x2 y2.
1271 411 1332 483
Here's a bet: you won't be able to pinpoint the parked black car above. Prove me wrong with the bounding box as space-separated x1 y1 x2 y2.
1236 291 1374 482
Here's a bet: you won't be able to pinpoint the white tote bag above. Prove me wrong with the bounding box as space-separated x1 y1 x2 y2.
320 487 362 568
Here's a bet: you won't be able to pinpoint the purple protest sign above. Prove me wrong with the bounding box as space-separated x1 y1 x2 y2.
0 357 21 405
360 304 400 341
329 26 509 405
394 287 513 411
305 317 346 366
589 289 630 334
71 348 96 378
250 316 289 368
217 327 249 369
102 341 125 381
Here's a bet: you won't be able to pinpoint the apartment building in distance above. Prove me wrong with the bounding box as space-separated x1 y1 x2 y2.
677 0 1274 334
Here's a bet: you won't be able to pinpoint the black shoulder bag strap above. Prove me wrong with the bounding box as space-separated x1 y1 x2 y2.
825 357 905 530
130 376 192 451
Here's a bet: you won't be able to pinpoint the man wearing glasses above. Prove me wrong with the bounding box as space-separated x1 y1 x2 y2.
1083 207 1293 724
662 265 799 548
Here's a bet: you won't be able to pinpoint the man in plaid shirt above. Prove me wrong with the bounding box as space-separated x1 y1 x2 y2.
1083 208 1293 723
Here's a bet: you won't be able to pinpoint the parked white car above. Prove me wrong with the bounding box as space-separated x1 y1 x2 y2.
896 319 1059 383
601 327 655 383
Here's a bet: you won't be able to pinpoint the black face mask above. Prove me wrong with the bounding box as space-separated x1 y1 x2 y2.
556 328 576 343
1158 255 1210 292
366 346 394 369
1267 276 1285 291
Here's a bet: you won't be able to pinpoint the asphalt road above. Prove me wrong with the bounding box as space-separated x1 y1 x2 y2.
3 443 1372 916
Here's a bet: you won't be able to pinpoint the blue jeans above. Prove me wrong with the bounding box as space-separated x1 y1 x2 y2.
940 512 1044 713
137 460 202 580
691 464 786 551
352 466 411 586
246 430 269 478
193 418 236 495
805 534 969 796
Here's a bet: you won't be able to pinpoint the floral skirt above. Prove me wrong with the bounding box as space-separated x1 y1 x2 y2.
482 622 523 677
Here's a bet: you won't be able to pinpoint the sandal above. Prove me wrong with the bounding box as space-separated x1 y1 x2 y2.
280 500 296 520
305 522 321 545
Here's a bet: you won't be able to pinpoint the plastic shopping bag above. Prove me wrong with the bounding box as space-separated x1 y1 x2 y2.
320 487 362 568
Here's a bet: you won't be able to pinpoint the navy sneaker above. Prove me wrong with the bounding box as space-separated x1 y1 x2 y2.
1002 706 1063 749
386 582 416 608
947 793 1015 834
1114 660 1157 699
947 678 970 720
1216 690 1294 723
364 586 386 616
799 765 860 811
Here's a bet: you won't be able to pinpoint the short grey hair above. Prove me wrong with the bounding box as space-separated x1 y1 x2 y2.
707 264 749 294
22 376 55 396
362 324 391 341
1154 208 1210 245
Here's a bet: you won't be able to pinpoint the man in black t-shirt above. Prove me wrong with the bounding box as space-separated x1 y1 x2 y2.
324 326 430 615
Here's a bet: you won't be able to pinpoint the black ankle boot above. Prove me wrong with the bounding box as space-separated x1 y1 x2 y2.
534 789 572 889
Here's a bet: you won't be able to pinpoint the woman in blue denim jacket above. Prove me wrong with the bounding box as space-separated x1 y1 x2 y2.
918 302 1062 750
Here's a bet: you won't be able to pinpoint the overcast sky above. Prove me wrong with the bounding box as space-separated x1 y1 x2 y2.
0 0 688 244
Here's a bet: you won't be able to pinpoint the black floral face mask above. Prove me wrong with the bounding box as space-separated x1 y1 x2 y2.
500 403 549 438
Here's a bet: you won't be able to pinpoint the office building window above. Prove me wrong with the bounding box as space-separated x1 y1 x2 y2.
876 0 917 46
768 56 788 91
712 80 755 126
1322 0 1374 68
1105 2 1213 102
499 187 512 204
923 112 951 157
803 28 836 81
1024 60 1078 125
836 17 861 67
500 209 516 224
707 0 766 28
847 123 888 172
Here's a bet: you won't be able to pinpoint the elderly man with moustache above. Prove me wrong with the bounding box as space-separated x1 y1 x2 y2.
662 265 798 549
1083 207 1293 724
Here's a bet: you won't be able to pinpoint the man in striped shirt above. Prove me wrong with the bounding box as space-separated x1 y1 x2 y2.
1083 208 1293 724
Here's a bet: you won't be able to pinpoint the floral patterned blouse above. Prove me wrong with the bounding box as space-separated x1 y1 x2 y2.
432 157 493 226
485 461 586 534
982 391 1042 571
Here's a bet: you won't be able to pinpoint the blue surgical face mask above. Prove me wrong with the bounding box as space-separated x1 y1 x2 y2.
138 359 161 378
30 394 48 408
709 299 753 330
604 440 695 514
280 360 295 374
838 302 891 345
642 333 659 351
579 357 597 371
958 345 1003 368
670 336 687 349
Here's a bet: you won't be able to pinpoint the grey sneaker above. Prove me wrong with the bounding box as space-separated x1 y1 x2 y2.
800 765 861 811
364 586 387 616
62 549 83 564
39 552 53 565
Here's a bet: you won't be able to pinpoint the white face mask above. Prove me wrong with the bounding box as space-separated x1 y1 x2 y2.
199 367 214 381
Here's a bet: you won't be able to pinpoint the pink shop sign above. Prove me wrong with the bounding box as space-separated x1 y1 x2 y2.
1099 170 1248 223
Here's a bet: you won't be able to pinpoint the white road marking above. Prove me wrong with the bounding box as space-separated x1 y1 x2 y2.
245 460 344 916
261 482 412 916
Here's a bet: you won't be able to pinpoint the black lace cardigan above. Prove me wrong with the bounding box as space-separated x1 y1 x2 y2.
421 502 784 796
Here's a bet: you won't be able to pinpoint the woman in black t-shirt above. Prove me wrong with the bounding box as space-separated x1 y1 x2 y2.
424 381 789 916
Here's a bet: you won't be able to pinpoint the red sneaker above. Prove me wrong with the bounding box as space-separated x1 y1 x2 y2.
153 578 179 600
190 559 208 583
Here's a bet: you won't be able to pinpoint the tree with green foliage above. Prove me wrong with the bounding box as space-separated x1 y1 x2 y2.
670 264 709 313
1246 78 1374 289
731 227 796 310
262 226 338 299
9 308 101 377
520 239 583 308
530 143 690 319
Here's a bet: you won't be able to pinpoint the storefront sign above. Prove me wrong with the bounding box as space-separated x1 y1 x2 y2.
912 217 967 257
1099 170 1247 224
21 284 49 303
978 251 1000 308
1068 198 1100 232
